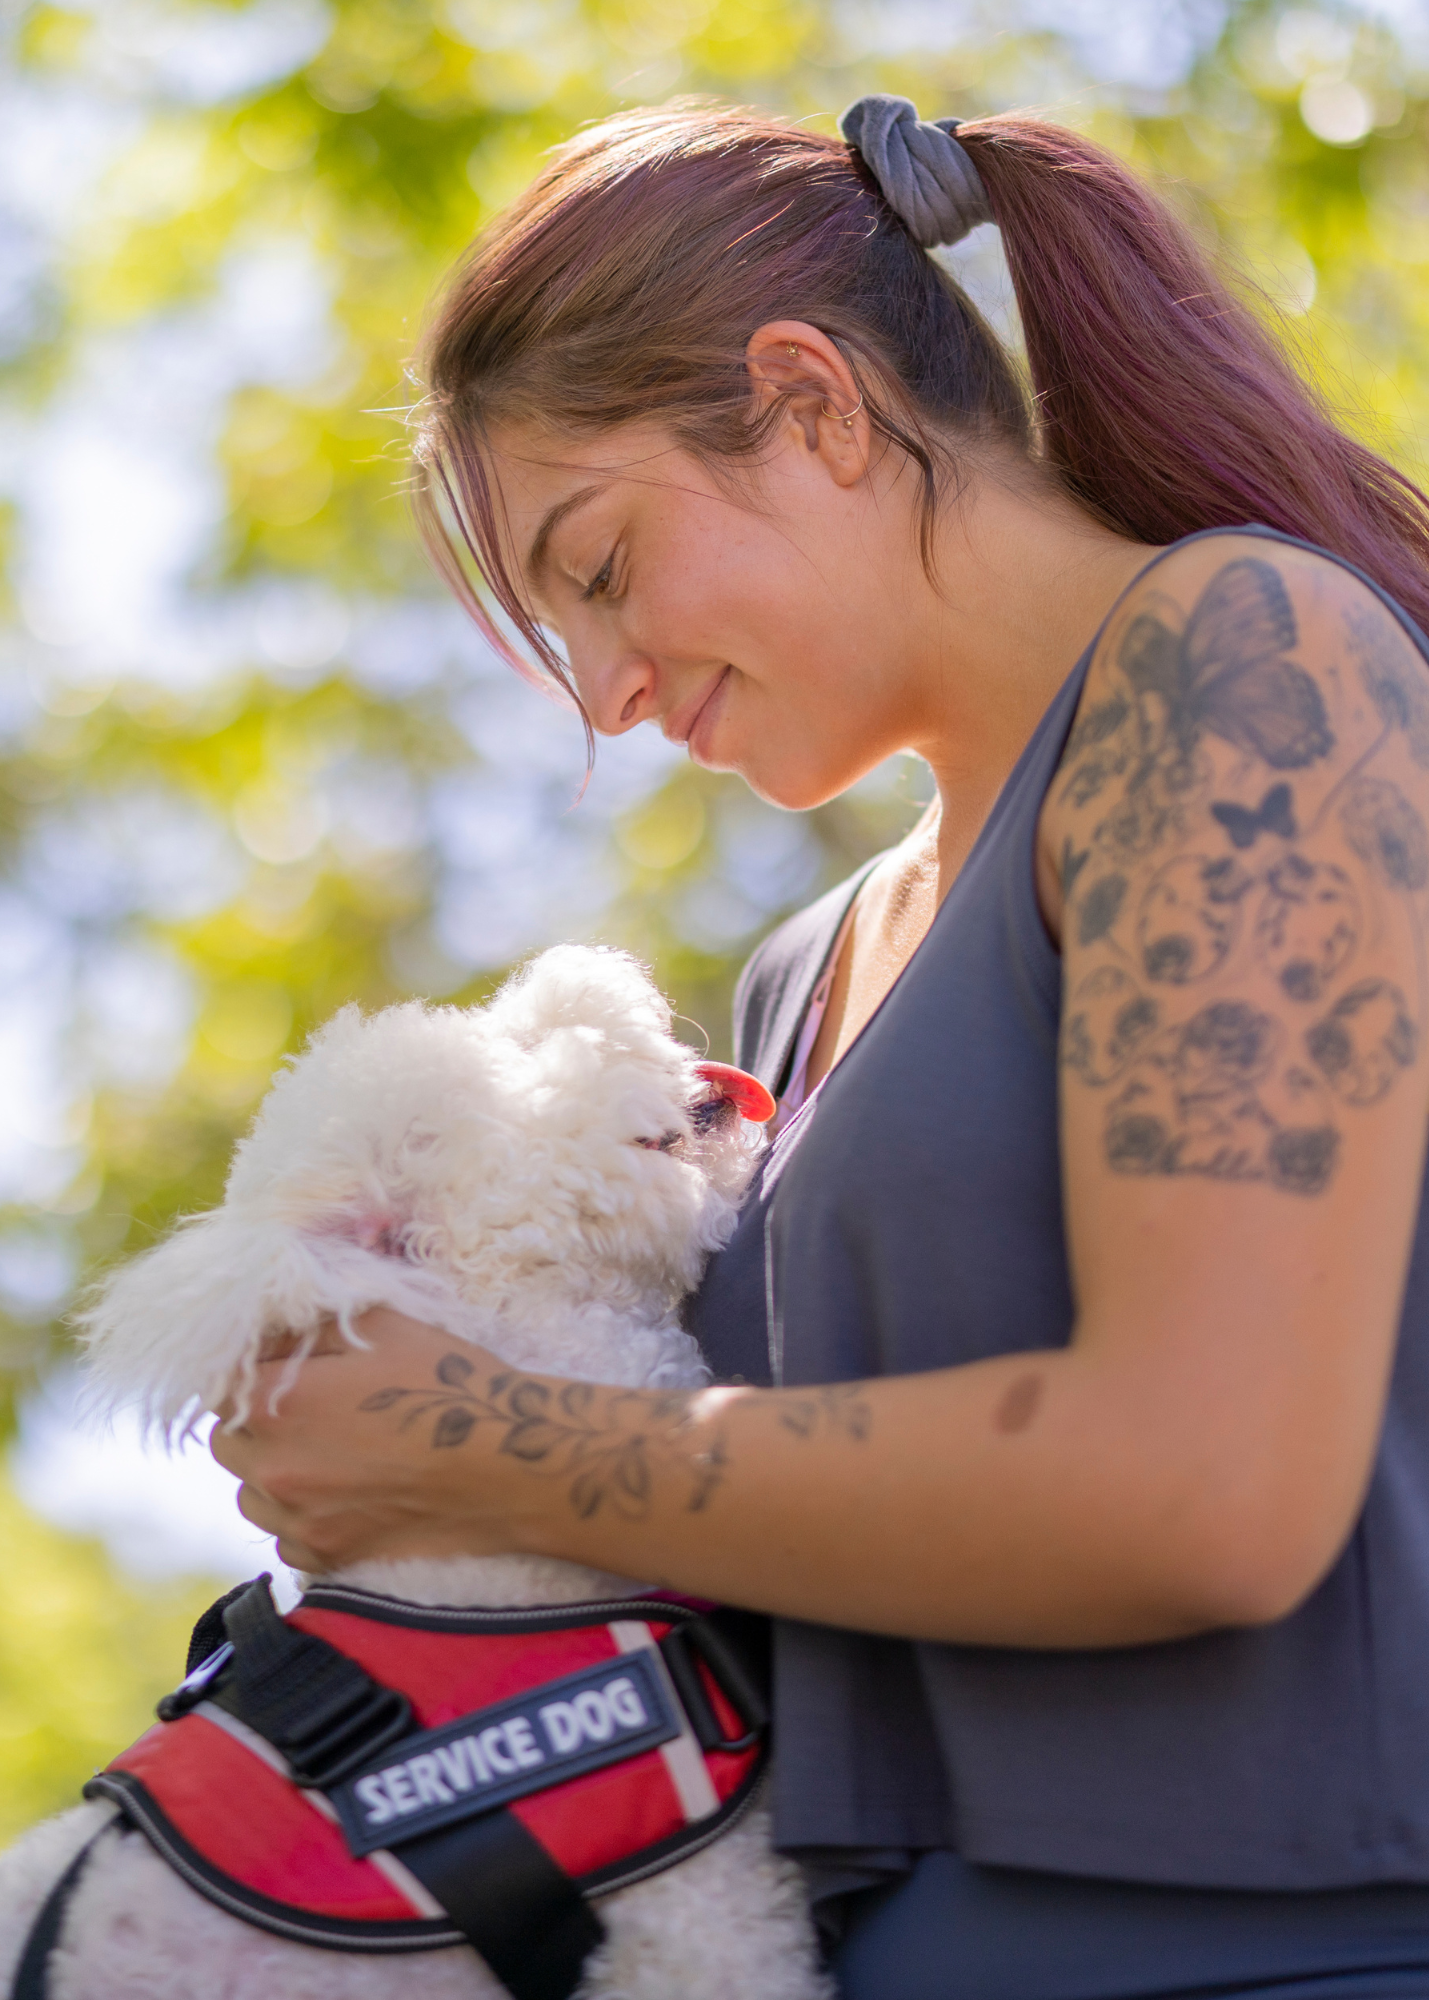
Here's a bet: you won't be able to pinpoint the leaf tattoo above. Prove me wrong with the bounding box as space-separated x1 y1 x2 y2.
356 1359 724 1515
357 1361 874 1519
432 1406 477 1448
356 1387 406 1412
777 1384 873 1443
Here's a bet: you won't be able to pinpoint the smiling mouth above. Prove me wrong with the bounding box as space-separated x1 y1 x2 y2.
668 666 730 752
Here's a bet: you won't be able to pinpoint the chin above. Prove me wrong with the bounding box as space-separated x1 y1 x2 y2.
734 756 867 814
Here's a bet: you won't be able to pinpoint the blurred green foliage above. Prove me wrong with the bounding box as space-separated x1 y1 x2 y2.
1 0 1427 1403
0 0 1428 1850
0 1466 218 1837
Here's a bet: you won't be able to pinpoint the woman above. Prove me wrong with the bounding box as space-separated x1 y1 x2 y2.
214 98 1429 1996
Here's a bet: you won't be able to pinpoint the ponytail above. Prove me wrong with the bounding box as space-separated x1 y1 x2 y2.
958 115 1429 632
415 101 1429 696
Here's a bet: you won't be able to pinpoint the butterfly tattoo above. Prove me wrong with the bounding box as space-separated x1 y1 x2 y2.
1210 782 1298 850
1119 558 1335 773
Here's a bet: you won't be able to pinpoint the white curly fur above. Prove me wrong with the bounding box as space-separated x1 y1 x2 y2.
0 946 831 2000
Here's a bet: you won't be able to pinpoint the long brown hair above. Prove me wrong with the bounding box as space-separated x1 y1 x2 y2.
413 99 1429 725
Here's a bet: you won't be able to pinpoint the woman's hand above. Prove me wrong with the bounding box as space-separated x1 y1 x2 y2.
210 1307 537 1573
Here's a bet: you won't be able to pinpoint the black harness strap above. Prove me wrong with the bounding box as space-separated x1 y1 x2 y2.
195 1576 412 1787
395 1811 605 2000
10 1822 116 2000
172 1576 605 2000
66 1582 770 2000
659 1609 770 1753
182 1579 253 1675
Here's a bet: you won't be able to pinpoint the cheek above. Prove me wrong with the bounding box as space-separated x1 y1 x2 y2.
636 563 744 658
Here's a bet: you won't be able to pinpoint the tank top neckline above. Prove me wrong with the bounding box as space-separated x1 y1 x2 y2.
769 638 1092 1130
767 523 1326 1126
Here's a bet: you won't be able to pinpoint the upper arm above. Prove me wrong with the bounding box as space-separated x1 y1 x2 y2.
1046 536 1429 1611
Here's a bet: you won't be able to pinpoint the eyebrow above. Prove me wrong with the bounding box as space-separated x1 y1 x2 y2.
525 484 602 585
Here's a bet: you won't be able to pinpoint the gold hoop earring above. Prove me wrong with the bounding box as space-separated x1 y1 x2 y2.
820 389 864 428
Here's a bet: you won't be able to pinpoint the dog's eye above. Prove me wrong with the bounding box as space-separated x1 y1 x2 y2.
634 1132 682 1153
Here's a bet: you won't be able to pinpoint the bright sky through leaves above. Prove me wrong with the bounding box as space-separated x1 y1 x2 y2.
1 0 1428 1815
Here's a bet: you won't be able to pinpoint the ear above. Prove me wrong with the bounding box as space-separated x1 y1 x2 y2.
745 319 870 486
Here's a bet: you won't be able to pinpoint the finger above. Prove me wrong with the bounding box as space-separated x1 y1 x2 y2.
235 1481 290 1537
257 1317 350 1364
208 1421 254 1477
274 1534 325 1573
308 1316 354 1357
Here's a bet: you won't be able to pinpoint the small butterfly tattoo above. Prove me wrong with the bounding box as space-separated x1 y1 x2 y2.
1210 782 1298 850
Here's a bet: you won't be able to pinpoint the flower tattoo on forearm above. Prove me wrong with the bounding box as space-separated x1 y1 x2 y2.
360 1356 870 1520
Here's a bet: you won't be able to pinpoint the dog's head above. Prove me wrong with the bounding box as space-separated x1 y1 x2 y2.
80 946 771 1427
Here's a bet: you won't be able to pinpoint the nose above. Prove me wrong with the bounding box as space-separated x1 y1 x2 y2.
566 624 658 736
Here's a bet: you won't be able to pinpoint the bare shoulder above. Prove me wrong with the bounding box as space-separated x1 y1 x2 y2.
1045 529 1429 1197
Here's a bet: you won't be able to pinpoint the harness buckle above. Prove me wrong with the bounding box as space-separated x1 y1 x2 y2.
659 1612 770 1755
165 1575 416 1788
282 1678 414 1788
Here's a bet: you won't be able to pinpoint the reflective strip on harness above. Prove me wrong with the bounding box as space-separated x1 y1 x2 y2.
192 1701 448 1918
609 1619 720 1822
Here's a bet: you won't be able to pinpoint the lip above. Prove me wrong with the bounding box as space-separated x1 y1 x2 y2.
670 666 730 765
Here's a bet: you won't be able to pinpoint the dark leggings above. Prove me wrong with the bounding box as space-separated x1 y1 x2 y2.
830 1851 1429 2000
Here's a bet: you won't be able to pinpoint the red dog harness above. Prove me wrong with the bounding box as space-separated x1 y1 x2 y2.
15 1577 768 2000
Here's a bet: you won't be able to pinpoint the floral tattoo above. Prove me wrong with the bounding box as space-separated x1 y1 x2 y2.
360 1356 870 1520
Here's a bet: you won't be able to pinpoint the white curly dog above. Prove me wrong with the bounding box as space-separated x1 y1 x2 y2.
0 946 829 2000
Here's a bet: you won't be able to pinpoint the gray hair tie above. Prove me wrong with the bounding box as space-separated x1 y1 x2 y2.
838 94 992 249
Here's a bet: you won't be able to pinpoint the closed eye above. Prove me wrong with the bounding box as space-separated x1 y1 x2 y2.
582 553 615 602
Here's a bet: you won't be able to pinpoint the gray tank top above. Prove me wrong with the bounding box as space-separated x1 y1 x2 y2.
685 526 1429 1893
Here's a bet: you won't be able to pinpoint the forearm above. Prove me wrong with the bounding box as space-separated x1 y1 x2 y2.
382 1343 1253 1647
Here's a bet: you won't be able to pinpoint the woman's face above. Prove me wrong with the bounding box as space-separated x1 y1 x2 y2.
489 413 938 810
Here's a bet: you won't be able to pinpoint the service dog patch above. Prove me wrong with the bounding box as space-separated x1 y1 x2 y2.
330 1648 680 1857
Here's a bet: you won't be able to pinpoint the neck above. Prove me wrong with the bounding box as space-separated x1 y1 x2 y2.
898 452 1159 893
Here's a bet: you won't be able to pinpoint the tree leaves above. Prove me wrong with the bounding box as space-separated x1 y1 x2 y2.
0 0 933 1392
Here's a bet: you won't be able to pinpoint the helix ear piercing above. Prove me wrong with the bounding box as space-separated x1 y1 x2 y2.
820 389 865 428
785 342 799 357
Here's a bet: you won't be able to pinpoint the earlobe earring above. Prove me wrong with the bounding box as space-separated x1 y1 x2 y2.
820 390 865 429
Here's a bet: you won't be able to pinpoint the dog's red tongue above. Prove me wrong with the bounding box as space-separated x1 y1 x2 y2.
695 1061 777 1124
